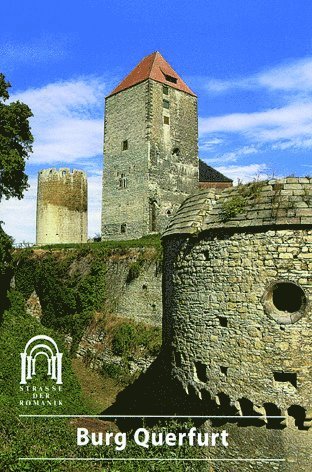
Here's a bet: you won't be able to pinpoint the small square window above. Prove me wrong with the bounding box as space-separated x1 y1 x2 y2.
122 140 128 151
164 116 170 125
163 99 170 109
163 85 169 95
121 223 127 233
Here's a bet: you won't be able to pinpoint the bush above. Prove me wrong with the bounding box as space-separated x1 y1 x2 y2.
101 359 133 384
14 252 105 353
0 223 13 277
221 195 246 220
112 323 138 356
0 224 13 315
126 258 144 283
111 321 162 358
137 325 162 356
221 180 267 221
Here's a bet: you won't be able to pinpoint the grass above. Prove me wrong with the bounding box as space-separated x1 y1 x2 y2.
72 358 122 413
28 234 162 253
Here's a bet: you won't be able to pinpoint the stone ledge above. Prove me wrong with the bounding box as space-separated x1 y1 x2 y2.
162 178 312 237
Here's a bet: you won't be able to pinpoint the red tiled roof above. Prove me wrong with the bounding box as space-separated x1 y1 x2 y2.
107 51 196 97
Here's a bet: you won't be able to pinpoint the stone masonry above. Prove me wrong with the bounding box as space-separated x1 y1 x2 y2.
162 177 312 471
101 52 199 240
36 168 87 245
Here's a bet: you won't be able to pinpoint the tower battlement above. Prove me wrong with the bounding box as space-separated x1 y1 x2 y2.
39 168 87 179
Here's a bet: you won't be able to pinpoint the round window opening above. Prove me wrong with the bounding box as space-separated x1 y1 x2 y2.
263 280 307 324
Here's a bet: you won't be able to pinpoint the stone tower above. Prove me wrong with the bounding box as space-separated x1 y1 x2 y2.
162 177 312 471
36 168 87 245
101 51 199 240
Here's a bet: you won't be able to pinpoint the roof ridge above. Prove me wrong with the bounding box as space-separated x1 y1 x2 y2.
148 51 158 76
107 51 196 97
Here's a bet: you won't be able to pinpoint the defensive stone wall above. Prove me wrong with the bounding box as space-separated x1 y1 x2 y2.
21 246 162 326
36 168 87 245
162 177 312 471
102 250 162 325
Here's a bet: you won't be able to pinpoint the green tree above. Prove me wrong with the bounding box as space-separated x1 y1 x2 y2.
0 73 33 312
0 73 33 201
0 226 13 314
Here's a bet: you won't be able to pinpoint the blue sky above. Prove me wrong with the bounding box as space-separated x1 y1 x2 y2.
1 0 312 242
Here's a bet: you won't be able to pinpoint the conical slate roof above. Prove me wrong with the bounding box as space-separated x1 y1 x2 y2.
107 51 196 97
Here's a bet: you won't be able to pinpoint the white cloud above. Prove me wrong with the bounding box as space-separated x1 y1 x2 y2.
257 57 312 92
13 79 105 113
199 137 223 151
199 102 312 135
272 138 312 151
0 177 37 244
205 57 312 93
32 118 104 164
205 77 254 93
11 78 106 165
215 164 270 184
204 145 258 164
200 57 312 156
199 101 312 151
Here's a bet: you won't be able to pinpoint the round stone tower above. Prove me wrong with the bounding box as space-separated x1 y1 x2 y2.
36 168 87 245
162 177 312 471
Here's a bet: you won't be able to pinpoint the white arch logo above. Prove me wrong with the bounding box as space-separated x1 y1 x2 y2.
20 335 63 385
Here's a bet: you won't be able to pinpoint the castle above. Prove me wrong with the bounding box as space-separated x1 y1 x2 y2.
36 52 232 245
33 53 312 470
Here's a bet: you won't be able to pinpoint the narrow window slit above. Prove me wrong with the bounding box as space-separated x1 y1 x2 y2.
273 372 297 388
